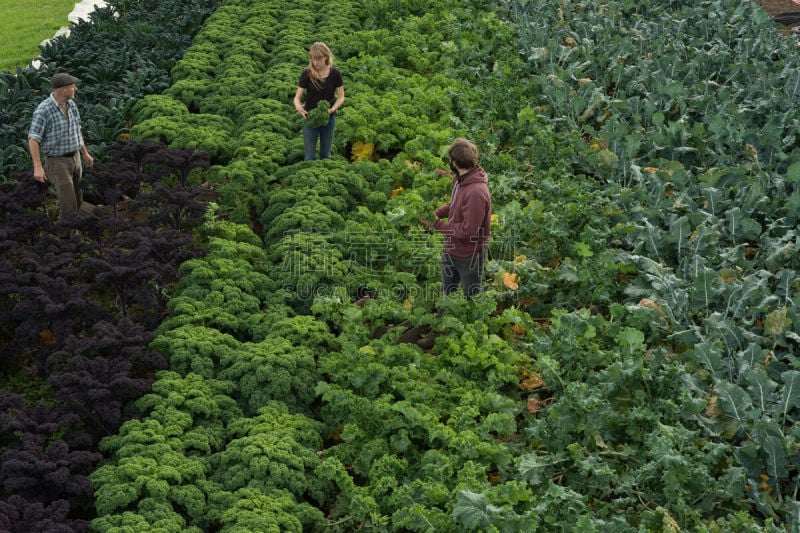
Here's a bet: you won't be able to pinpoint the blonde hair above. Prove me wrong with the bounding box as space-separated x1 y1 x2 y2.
307 42 334 88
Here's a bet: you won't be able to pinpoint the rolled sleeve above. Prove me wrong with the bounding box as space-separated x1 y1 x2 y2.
28 113 45 142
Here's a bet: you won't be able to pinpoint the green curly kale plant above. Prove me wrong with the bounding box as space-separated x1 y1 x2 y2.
305 100 331 127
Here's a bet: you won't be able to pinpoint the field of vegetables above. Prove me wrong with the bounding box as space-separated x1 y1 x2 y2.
2 0 800 531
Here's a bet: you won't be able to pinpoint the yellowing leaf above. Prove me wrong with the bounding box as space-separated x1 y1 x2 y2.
518 369 545 391
593 434 607 449
577 77 593 85
639 298 667 320
597 148 618 167
391 186 404 199
639 298 659 309
759 473 772 495
644 166 658 175
705 394 722 418
526 397 545 413
402 296 414 310
656 506 681 533
746 143 759 163
719 268 738 283
514 254 527 264
764 307 789 338
502 272 519 290
40 329 56 346
351 141 374 161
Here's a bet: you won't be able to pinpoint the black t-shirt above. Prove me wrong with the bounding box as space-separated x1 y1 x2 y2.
298 66 343 111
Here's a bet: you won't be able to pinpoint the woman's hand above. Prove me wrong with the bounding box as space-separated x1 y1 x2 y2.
293 87 308 118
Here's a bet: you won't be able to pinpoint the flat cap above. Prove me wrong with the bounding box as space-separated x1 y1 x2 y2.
50 72 80 89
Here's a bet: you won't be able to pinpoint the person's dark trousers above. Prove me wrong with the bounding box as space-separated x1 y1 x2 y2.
441 249 487 298
45 151 82 220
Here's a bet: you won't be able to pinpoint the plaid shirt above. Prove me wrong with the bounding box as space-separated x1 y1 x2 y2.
28 95 83 157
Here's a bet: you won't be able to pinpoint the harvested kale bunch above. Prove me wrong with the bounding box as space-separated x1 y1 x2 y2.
305 100 331 127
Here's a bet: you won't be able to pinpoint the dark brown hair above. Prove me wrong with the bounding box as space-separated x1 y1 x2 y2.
448 138 479 170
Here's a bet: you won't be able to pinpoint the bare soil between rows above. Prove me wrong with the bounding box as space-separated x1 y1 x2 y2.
757 0 800 16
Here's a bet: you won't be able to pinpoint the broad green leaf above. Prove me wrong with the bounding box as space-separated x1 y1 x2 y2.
734 343 764 375
690 266 724 311
744 368 777 415
714 381 753 428
617 327 645 355
763 435 787 487
733 444 761 478
786 163 800 183
738 217 762 241
451 490 489 529
574 242 593 257
688 342 727 379
778 370 800 420
518 453 564 485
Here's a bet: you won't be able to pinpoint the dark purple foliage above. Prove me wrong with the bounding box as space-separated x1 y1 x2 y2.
1 436 98 501
0 141 211 526
110 139 165 173
49 320 163 376
83 160 141 208
46 320 165 435
1 267 102 375
0 178 53 246
139 145 211 188
47 355 153 436
0 392 98 529
133 182 208 231
0 495 88 533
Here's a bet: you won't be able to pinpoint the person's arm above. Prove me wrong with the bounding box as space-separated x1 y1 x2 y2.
294 87 308 118
434 203 451 219
80 142 93 168
74 105 93 167
330 85 345 113
434 191 486 239
28 138 46 183
293 87 307 118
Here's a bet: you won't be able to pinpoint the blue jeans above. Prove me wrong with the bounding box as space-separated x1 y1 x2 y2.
303 113 336 160
441 249 487 298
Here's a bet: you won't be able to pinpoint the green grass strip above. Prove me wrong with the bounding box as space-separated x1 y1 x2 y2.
0 0 78 72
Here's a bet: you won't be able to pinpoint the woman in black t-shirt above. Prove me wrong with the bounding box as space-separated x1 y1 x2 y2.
293 42 345 160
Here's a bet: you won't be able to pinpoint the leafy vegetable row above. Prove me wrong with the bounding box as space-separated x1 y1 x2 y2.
504 0 800 522
0 0 218 528
0 141 212 531
57 0 800 531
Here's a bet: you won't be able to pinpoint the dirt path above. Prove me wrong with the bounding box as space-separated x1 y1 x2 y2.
757 0 800 16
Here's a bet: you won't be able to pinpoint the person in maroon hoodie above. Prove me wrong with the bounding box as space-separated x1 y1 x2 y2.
421 138 492 298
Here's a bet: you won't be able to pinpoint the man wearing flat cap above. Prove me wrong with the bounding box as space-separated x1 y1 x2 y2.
28 71 94 222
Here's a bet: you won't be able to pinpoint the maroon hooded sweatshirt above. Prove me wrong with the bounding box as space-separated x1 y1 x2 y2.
433 165 491 258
